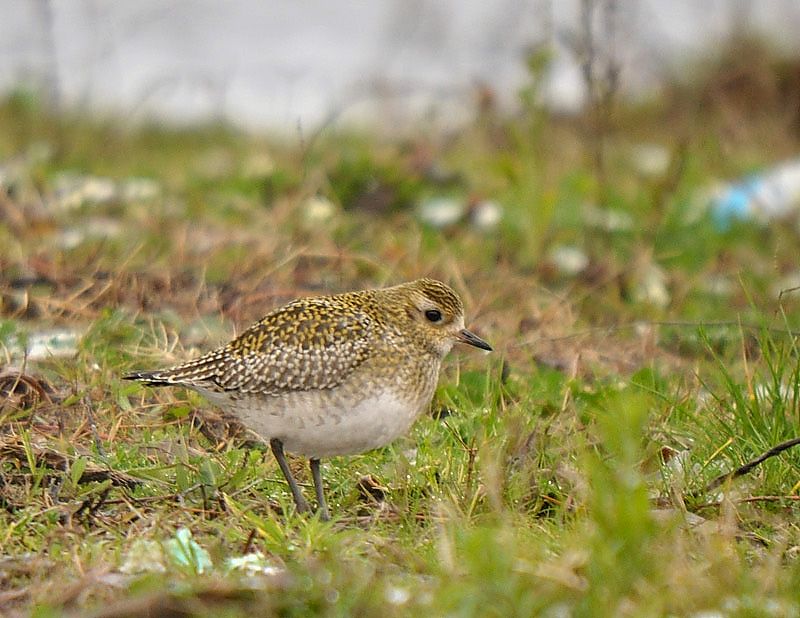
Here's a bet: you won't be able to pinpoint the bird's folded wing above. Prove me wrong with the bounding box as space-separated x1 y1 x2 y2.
194 299 377 395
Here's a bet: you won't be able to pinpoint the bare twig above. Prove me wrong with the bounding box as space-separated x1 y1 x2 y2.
74 486 112 521
242 528 257 555
703 436 800 493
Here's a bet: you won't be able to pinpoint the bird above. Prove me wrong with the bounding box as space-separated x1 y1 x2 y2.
124 278 491 520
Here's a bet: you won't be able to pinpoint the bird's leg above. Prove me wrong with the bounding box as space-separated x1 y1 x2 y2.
269 438 310 514
309 458 330 521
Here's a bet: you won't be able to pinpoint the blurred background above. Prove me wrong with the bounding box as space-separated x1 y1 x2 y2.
3 0 800 131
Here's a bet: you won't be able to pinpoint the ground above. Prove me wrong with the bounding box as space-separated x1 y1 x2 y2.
0 66 799 616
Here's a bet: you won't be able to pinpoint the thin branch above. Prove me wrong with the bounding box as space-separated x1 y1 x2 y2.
704 436 800 493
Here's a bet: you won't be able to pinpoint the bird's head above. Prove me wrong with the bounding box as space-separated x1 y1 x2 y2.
390 278 492 357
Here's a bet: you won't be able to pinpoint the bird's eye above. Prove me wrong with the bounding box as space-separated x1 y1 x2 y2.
425 309 443 323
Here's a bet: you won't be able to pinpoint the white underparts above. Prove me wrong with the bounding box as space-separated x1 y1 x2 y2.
198 386 432 458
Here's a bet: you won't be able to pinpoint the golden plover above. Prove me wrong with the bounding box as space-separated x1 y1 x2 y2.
124 278 491 519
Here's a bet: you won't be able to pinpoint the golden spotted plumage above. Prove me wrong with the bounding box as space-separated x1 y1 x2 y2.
124 278 491 519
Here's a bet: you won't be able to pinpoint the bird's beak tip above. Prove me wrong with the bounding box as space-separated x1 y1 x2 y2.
458 329 493 351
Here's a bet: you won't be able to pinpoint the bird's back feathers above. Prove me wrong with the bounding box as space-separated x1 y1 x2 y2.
124 294 380 395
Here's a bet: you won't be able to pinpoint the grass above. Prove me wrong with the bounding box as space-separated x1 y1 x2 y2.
0 79 800 616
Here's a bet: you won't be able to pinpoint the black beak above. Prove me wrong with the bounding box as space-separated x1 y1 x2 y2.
457 329 493 351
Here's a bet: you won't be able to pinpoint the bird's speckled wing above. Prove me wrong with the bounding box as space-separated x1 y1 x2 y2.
127 296 379 395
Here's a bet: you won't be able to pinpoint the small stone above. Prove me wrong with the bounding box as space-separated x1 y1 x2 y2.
417 197 466 228
548 245 589 276
632 262 670 307
470 200 502 231
302 195 337 226
385 585 411 605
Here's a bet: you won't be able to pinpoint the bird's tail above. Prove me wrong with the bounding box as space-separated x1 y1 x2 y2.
123 351 226 387
122 369 179 386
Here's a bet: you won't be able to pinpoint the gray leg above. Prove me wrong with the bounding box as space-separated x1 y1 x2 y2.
270 439 310 514
309 458 330 521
